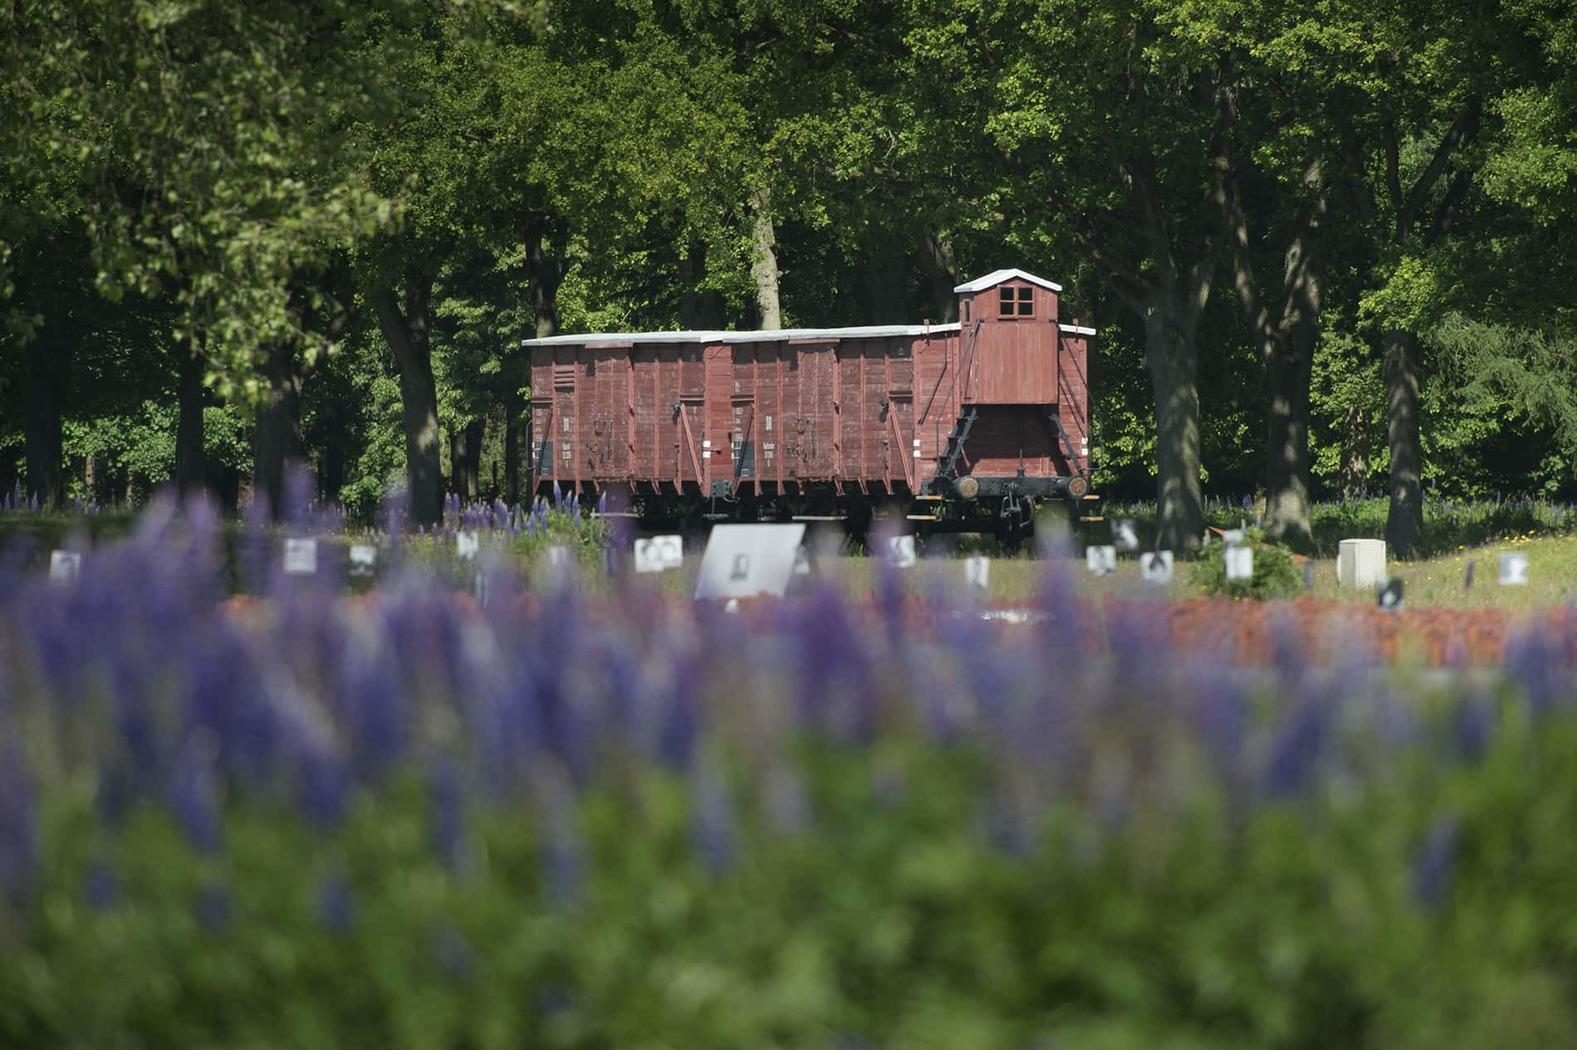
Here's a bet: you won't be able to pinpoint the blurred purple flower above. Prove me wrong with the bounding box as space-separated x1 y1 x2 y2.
690 760 735 876
1412 814 1461 909
429 758 466 874
169 733 223 855
0 745 38 905
197 880 232 933
317 874 355 934
1452 691 1496 763
84 861 119 911
297 745 351 833
1261 700 1327 800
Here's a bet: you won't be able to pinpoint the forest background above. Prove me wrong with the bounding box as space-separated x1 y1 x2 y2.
2 0 1575 555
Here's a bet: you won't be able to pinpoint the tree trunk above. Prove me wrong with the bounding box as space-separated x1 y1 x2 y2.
253 340 302 521
457 418 483 500
680 240 727 329
863 245 909 324
1339 404 1370 501
504 388 522 504
173 342 207 498
524 216 566 503
1144 300 1205 551
1260 251 1320 549
1383 328 1423 556
750 188 782 330
374 278 443 528
919 230 959 323
23 328 70 508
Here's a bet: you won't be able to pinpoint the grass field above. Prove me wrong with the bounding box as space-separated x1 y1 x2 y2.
5 496 1577 610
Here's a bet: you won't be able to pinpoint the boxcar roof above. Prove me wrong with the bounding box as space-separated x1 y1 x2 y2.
521 322 961 348
953 268 1064 294
521 319 1096 347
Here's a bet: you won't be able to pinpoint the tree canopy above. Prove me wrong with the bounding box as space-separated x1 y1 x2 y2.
2 0 1574 546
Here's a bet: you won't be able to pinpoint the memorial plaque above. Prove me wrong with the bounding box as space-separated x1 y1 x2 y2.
1224 545 1254 581
1499 552 1529 586
964 555 991 591
1464 557 1476 590
1140 550 1174 585
695 523 807 600
348 544 378 578
634 535 684 574
283 538 318 576
1086 545 1117 576
1302 560 1315 591
48 550 81 584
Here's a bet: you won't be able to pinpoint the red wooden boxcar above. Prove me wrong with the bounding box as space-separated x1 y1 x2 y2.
522 268 1094 541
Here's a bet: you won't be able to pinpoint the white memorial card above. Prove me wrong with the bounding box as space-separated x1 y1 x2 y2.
283 538 318 576
1499 551 1529 586
48 550 81 584
695 523 807 600
1086 545 1117 576
1140 550 1174 585
887 535 917 569
634 535 684 574
349 544 378 577
964 555 990 591
455 531 480 561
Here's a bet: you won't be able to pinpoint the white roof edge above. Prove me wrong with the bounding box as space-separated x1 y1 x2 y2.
521 322 962 348
953 268 1064 294
1059 323 1097 336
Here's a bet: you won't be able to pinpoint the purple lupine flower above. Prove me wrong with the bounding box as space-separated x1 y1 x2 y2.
690 759 735 876
1505 629 1563 716
169 733 223 855
763 764 812 835
1451 691 1496 763
429 758 466 874
317 874 355 934
297 745 351 833
0 745 38 905
433 923 474 980
197 880 232 933
1412 814 1461 909
1261 700 1327 800
84 860 119 911
537 770 585 908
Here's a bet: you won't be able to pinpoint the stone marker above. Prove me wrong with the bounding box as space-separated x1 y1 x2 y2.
634 535 683 574
1224 545 1254 582
1337 538 1386 588
1086 545 1117 576
1378 577 1405 611
283 538 318 576
48 550 81 584
1464 557 1475 590
1140 550 1174 585
1302 560 1315 591
1499 551 1529 586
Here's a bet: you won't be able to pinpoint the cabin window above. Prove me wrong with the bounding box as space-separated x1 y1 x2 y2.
999 285 1034 317
963 299 971 323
